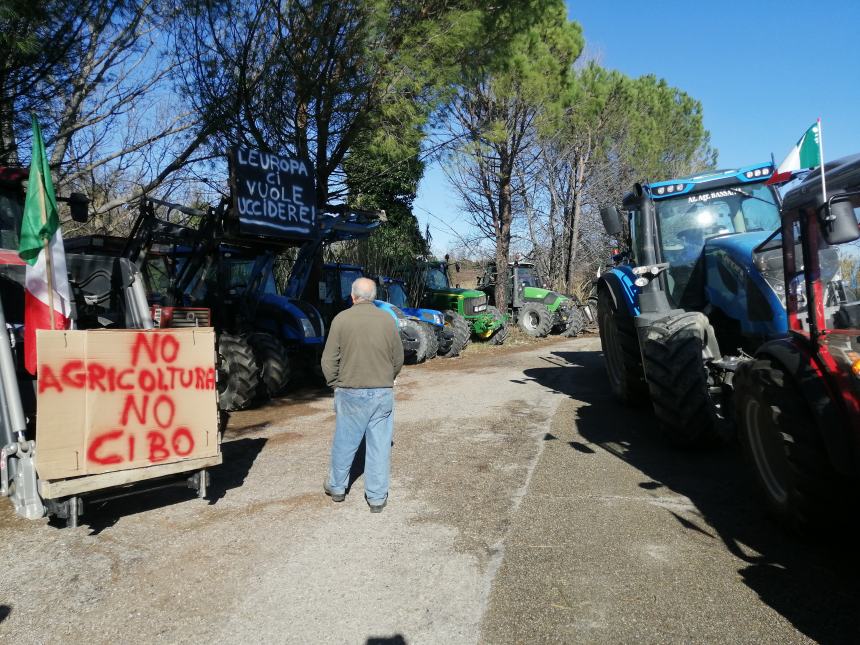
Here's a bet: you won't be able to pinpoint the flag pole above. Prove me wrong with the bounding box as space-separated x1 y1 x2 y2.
817 117 827 203
34 160 56 331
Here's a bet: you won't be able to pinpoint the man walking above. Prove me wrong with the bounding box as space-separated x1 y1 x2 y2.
321 277 404 512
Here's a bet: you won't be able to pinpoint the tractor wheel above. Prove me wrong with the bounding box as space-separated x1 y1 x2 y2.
735 358 835 534
562 305 587 337
439 311 469 358
248 331 291 397
597 288 646 405
488 306 509 345
421 322 439 359
517 302 552 338
641 312 718 445
217 333 260 411
403 319 428 364
437 325 455 356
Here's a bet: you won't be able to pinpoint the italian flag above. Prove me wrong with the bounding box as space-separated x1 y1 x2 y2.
17 116 72 374
769 120 822 184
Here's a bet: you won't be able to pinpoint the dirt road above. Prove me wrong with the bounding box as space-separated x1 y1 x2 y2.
1 336 858 643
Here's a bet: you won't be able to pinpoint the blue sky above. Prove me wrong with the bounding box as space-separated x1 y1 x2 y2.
414 1 860 254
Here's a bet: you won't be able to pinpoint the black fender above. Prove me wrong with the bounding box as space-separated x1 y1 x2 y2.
753 338 855 478
596 271 626 315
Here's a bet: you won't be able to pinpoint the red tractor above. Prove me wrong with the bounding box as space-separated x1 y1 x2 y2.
734 154 860 534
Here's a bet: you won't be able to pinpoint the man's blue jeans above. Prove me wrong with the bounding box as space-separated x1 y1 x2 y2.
327 387 394 504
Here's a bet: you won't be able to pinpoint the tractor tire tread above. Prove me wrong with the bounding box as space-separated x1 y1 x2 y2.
641 311 717 445
248 331 291 398
217 333 260 412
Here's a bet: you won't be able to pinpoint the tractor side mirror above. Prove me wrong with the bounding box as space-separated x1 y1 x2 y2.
599 206 623 236
819 198 860 245
68 192 89 223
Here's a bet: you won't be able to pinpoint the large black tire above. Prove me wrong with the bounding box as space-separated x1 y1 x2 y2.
562 305 587 337
518 302 553 338
217 333 259 411
641 311 718 445
248 331 291 397
421 322 439 359
597 288 646 405
487 306 509 345
439 311 469 358
402 319 428 364
735 358 836 534
437 325 455 356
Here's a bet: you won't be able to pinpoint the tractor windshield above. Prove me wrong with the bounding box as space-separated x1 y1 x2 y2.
656 182 780 305
0 186 23 250
425 266 450 289
516 266 542 287
386 282 408 308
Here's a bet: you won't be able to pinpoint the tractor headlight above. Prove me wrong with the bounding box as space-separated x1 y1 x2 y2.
301 318 316 337
397 318 407 329
473 304 486 312
434 313 444 325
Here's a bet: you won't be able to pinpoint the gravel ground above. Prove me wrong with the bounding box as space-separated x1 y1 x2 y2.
1 334 858 644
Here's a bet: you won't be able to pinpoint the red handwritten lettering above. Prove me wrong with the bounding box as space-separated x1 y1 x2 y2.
131 333 159 367
160 335 179 363
147 431 170 462
117 368 134 390
172 427 195 456
205 368 216 390
138 369 156 392
131 333 180 367
88 363 107 391
120 394 148 425
38 365 62 393
61 360 86 389
87 430 124 465
152 395 175 429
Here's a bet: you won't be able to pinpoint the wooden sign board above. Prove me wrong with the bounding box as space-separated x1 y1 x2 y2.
35 328 219 481
229 145 318 239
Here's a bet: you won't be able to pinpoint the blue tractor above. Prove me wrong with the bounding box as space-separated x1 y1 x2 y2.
597 162 789 444
316 263 448 363
375 275 460 359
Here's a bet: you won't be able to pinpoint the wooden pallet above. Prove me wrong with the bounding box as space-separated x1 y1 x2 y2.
38 454 223 499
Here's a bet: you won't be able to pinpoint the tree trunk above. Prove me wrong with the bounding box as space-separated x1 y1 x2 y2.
494 166 513 312
566 160 586 291
0 91 18 165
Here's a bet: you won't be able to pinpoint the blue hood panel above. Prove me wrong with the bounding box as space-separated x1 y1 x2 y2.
703 232 787 338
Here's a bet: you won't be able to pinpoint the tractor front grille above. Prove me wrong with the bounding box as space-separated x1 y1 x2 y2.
151 306 211 328
463 295 487 316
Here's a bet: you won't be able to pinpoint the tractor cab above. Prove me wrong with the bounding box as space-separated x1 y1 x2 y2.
603 162 787 353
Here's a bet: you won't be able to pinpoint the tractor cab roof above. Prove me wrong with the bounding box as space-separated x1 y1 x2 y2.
782 153 860 212
623 162 776 207
323 262 364 272
377 275 405 285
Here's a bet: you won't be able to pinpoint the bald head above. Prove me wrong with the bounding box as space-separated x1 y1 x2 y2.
351 277 377 303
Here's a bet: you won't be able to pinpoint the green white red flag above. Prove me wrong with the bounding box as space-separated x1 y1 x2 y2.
769 120 822 184
17 115 71 374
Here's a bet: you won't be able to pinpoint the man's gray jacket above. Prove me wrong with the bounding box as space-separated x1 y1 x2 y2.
321 301 404 388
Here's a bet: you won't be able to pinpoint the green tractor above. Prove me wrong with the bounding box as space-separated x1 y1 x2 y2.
478 260 585 338
407 259 508 345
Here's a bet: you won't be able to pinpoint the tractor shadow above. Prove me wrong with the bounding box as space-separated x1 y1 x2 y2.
522 349 860 644
74 437 266 535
